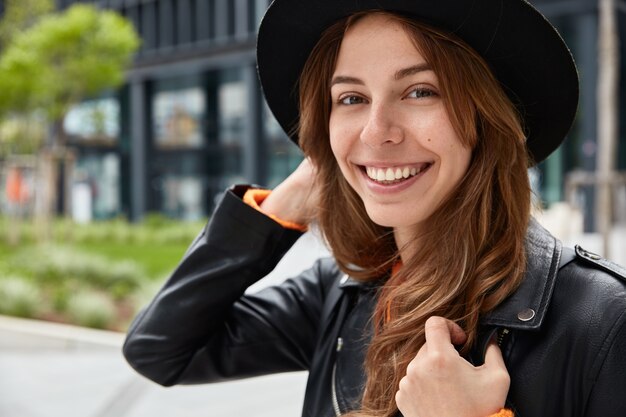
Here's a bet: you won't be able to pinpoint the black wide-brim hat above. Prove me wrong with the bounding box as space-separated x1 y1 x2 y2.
257 0 579 164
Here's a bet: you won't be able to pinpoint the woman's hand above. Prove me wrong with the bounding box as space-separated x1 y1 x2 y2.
259 158 320 226
395 316 510 417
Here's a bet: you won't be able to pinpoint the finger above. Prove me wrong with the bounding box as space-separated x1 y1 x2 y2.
424 316 467 349
484 340 506 369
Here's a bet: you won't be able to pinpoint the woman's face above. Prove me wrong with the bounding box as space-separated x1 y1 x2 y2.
329 14 472 237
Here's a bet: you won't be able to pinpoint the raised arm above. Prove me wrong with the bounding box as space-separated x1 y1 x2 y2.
122 182 322 386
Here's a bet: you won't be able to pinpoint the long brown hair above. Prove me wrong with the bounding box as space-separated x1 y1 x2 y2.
299 11 530 417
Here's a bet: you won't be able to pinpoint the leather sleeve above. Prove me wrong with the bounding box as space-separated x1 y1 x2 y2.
122 187 323 386
584 309 626 416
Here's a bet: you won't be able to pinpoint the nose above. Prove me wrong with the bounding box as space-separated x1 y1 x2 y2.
359 103 404 148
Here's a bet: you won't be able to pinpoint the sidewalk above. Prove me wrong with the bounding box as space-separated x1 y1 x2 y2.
0 314 308 417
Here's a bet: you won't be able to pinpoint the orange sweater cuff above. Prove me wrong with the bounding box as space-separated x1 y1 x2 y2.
489 409 513 417
243 189 308 233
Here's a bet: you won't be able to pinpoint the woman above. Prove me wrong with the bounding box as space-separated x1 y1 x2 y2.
123 1 626 416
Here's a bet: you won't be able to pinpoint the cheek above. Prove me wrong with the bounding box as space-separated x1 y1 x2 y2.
456 143 473 172
429 137 472 186
329 123 349 165
447 146 472 185
329 134 341 169
329 129 360 189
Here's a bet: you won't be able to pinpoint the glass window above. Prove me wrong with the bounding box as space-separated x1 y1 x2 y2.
249 0 268 32
141 3 158 51
196 0 214 41
159 0 175 48
214 0 228 39
65 97 120 144
217 75 246 146
160 175 204 221
72 153 121 220
263 102 303 188
215 68 247 184
126 7 142 52
177 0 194 44
149 154 207 220
153 87 206 149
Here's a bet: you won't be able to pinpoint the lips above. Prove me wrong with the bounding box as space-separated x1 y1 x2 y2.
363 163 432 184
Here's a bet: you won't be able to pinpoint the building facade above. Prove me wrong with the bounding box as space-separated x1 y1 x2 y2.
59 0 300 221
26 0 626 225
533 0 626 231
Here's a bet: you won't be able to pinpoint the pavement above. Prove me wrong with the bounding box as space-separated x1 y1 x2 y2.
0 220 624 417
0 316 308 417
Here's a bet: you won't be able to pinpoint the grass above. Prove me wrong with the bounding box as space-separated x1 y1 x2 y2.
0 233 192 280
0 215 204 330
77 241 188 278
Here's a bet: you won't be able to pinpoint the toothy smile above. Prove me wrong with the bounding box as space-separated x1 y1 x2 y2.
363 164 432 184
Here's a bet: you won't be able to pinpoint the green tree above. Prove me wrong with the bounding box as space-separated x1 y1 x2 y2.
0 0 54 48
0 3 140 228
0 4 140 134
0 0 54 116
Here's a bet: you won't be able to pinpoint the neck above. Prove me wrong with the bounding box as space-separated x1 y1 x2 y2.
394 226 419 263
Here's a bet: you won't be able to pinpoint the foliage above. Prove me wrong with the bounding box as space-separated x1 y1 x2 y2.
0 113 47 157
0 214 203 247
0 275 44 318
9 244 145 299
0 216 202 330
65 290 118 329
0 3 140 121
0 0 54 48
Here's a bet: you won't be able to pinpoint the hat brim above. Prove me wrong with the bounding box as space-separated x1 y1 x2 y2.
257 0 579 164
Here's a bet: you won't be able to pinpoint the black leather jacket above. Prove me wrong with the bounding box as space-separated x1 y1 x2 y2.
123 186 626 417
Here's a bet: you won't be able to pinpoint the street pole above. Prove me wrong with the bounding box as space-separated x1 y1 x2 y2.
596 0 620 257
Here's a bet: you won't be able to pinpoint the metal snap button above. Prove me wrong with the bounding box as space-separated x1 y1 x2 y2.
578 246 602 260
517 308 536 322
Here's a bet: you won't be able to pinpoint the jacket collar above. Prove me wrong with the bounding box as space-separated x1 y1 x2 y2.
480 218 562 331
339 219 563 332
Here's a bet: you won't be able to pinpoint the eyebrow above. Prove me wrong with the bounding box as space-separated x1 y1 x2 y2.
330 76 364 87
330 63 433 87
394 63 432 80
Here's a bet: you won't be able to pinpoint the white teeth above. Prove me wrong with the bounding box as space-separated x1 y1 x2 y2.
365 165 428 182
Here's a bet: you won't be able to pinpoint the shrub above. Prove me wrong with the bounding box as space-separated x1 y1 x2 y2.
10 244 145 298
0 276 44 318
0 216 202 329
65 290 117 330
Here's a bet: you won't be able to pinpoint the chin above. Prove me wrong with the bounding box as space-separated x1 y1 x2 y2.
364 206 411 229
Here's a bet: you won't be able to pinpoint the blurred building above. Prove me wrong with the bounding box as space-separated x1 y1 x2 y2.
4 0 626 226
57 0 301 222
532 0 626 231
